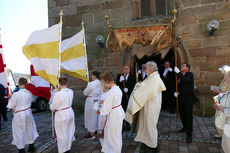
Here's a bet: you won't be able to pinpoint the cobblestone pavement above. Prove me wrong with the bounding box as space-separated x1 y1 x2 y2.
0 110 224 153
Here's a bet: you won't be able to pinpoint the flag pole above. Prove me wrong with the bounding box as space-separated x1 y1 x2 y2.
171 6 179 116
52 9 63 138
58 9 63 83
105 15 129 101
81 21 89 81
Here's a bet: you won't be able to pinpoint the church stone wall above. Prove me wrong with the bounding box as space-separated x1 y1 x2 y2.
48 0 230 116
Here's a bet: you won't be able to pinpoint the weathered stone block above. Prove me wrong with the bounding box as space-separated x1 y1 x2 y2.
181 0 200 8
104 57 117 67
190 47 216 57
77 0 106 7
215 47 230 56
62 26 78 38
200 64 221 72
177 16 197 26
192 57 207 65
82 12 94 25
56 13 82 27
77 4 102 13
54 0 70 6
184 40 201 49
110 8 123 19
49 17 56 26
181 5 217 17
48 0 56 8
201 36 229 48
62 3 77 16
201 0 224 4
191 64 201 79
85 23 106 33
49 6 61 18
206 56 226 65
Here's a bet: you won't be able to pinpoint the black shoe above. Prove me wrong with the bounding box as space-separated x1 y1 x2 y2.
18 149 25 153
146 145 159 153
140 143 147 153
186 136 192 143
64 151 70 153
178 128 186 133
27 143 36 153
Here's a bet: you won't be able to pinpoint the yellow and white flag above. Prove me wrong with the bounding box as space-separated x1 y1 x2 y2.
23 24 60 87
61 30 89 81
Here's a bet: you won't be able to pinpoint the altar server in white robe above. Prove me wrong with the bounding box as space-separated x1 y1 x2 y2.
50 77 75 153
125 61 166 153
84 71 102 139
7 78 38 153
99 72 125 153
94 82 109 146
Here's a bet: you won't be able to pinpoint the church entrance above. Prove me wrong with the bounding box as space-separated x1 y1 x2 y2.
134 48 175 75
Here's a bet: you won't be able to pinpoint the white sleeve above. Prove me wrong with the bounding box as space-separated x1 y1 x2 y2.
50 93 60 111
83 83 93 96
100 92 114 116
49 89 56 105
7 94 17 109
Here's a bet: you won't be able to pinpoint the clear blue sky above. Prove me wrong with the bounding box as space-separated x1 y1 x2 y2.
0 0 48 74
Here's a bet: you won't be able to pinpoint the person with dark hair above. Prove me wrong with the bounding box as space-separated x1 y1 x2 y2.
83 71 102 139
174 63 195 143
50 77 75 153
0 83 5 130
116 65 136 131
7 77 38 153
98 72 125 153
161 61 175 113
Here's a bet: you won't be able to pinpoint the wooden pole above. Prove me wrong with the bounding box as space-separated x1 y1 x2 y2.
172 6 179 116
105 15 129 101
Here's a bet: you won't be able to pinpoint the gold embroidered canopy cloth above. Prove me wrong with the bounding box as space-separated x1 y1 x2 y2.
107 25 172 52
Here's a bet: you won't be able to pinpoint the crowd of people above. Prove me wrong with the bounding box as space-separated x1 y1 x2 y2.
1 61 230 153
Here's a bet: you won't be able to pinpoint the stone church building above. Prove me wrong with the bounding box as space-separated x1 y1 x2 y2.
48 0 230 116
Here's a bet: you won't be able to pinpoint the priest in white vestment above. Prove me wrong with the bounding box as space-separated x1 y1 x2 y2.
50 77 75 153
7 78 38 153
99 72 125 153
83 71 102 139
125 61 166 153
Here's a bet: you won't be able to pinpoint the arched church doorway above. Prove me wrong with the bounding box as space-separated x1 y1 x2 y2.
134 48 175 75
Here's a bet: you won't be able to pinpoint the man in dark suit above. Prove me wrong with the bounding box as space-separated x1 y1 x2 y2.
116 65 136 130
174 63 195 143
0 83 6 130
138 64 147 82
161 61 175 113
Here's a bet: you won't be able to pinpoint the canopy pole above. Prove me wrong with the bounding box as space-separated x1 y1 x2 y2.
105 15 129 101
171 6 179 116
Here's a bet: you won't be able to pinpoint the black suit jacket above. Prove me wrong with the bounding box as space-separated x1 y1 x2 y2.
161 69 175 92
178 72 194 95
116 73 136 110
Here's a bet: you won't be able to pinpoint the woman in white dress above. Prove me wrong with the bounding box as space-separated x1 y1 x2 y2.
84 71 102 139
99 72 125 153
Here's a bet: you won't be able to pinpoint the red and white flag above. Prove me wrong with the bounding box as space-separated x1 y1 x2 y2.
26 65 51 99
0 35 10 97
